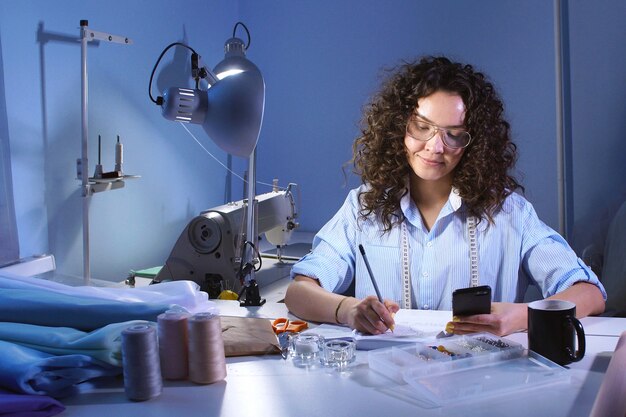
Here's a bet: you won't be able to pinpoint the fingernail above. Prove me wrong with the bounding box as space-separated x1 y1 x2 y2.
445 322 454 333
452 316 460 322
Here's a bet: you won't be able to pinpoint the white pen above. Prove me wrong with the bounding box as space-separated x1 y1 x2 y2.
358 244 394 332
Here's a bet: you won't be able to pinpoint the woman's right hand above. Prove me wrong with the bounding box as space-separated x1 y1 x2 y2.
340 296 399 335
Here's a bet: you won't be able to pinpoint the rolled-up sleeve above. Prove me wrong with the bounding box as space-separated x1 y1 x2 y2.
290 189 362 294
520 200 607 300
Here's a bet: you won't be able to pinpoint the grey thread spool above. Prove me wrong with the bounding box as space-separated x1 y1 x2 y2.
121 324 162 401
188 312 227 384
157 311 190 380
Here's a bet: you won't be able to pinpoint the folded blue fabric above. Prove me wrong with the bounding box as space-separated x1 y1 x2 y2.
0 389 65 417
0 288 170 331
0 321 150 366
0 340 121 398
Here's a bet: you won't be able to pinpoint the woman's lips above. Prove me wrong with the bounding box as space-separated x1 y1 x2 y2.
419 155 443 166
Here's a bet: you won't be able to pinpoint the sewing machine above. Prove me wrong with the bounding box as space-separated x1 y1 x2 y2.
152 184 298 298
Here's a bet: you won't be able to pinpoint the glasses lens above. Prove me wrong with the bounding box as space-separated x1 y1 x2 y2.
443 130 471 148
407 119 471 149
407 120 435 141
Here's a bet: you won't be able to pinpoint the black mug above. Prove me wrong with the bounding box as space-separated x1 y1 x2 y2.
527 299 585 366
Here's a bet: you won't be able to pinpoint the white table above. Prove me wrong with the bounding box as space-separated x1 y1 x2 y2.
59 300 626 417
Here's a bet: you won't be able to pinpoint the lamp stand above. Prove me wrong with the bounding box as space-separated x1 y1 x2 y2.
238 147 266 306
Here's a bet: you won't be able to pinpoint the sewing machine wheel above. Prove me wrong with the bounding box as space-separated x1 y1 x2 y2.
187 216 221 254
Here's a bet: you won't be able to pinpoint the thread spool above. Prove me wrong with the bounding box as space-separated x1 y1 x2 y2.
115 135 123 172
121 324 162 401
188 313 227 384
157 311 190 380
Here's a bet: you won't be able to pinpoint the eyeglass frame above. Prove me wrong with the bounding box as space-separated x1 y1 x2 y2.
405 112 472 149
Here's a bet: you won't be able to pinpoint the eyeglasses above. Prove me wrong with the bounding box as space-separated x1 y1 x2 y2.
406 113 472 149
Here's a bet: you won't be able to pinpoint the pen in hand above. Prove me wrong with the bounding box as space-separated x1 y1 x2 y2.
358 244 395 332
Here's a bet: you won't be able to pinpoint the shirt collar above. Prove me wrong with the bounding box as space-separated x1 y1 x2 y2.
400 185 464 222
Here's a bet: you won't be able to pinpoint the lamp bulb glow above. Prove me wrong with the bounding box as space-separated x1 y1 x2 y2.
217 69 245 80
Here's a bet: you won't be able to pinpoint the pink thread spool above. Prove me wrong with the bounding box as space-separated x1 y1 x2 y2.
157 311 190 380
188 312 227 384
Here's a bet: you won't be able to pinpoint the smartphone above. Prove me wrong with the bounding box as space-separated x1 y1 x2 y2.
452 285 492 316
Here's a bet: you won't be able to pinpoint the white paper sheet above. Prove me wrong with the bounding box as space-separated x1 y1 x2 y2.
304 309 452 350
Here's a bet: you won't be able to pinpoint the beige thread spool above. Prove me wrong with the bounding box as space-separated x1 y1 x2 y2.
188 312 227 384
157 311 190 380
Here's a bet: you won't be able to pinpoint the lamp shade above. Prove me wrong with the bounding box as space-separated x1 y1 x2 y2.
203 63 265 158
159 38 265 159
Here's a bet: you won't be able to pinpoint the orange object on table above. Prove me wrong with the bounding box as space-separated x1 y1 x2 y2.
271 318 308 334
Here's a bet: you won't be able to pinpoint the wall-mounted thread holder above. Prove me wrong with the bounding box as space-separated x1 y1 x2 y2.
75 20 137 284
77 134 139 193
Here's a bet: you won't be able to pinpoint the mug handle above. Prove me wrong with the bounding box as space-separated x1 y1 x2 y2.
566 317 586 362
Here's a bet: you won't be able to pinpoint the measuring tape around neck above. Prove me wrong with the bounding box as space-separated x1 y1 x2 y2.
467 215 480 288
400 215 479 309
400 221 412 309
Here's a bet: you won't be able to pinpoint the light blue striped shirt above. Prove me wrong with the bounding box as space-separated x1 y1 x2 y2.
291 184 606 310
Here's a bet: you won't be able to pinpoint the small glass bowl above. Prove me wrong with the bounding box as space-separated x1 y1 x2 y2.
319 339 356 371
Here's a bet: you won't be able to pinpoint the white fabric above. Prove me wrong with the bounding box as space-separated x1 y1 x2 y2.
0 272 217 315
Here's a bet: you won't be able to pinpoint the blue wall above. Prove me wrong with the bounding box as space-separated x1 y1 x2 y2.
0 28 18 265
243 0 559 232
1 1 624 282
566 1 626 255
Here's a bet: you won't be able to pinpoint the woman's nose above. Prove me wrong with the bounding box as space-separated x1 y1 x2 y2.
426 129 445 153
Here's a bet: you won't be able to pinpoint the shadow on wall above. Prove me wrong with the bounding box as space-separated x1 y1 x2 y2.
601 200 626 317
37 22 93 231
35 22 99 273
154 26 194 98
570 102 626 268
151 26 235 203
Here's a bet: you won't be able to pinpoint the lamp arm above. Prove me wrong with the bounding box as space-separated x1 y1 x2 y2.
191 53 218 86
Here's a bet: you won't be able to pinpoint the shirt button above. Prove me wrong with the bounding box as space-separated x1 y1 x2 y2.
422 271 429 278
423 304 430 310
426 241 433 247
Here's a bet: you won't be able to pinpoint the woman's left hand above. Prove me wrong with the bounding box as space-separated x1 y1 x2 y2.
445 302 528 336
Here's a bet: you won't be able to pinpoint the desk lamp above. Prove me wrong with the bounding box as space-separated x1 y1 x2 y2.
149 22 266 306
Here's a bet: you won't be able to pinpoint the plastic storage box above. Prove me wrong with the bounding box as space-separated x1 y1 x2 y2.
368 332 570 405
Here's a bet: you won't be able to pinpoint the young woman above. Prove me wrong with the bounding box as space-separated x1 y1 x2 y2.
284 56 605 336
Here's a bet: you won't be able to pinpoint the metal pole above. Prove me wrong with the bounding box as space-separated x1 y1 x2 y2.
245 148 257 284
80 20 91 285
76 21 131 285
554 0 567 238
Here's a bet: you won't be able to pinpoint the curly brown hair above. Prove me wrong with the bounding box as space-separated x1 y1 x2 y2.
351 56 522 231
